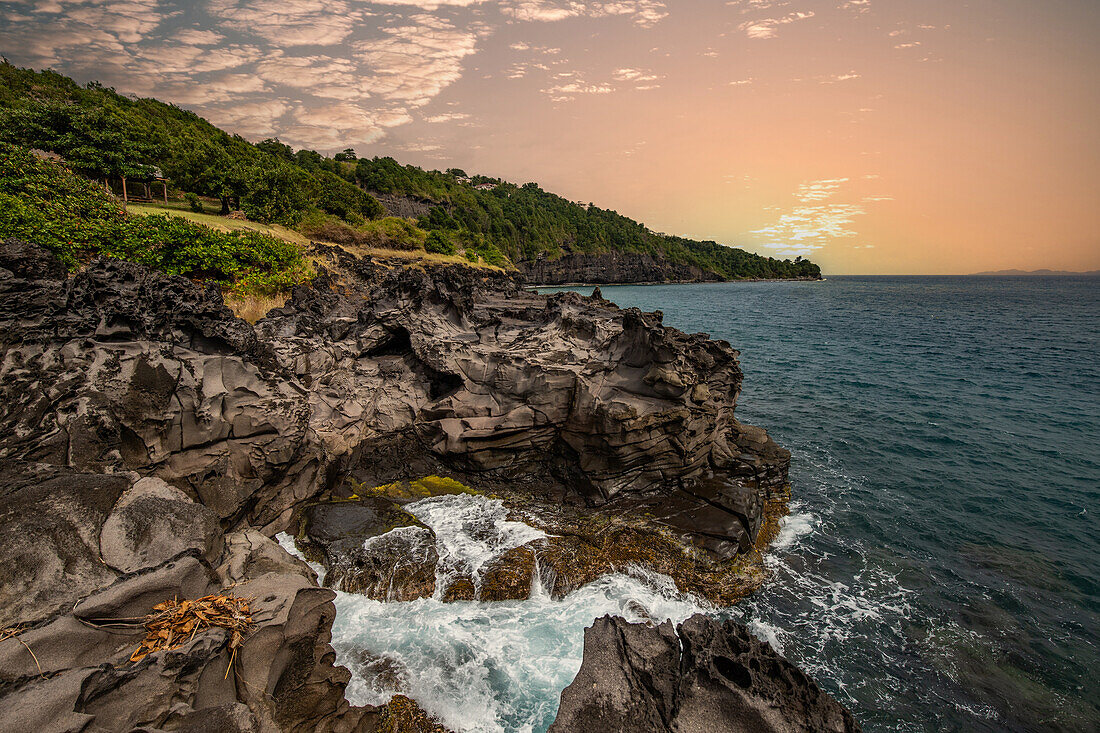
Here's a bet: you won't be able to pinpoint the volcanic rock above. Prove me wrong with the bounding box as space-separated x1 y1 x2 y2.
550 614 861 733
518 251 724 285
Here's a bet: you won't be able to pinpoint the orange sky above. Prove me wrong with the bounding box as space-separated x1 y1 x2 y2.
3 0 1098 273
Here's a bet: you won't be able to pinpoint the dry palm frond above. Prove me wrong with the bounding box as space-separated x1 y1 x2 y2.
130 593 253 666
1 625 43 676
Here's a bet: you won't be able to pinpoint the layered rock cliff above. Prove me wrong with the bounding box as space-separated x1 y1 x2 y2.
518 251 725 285
0 238 850 731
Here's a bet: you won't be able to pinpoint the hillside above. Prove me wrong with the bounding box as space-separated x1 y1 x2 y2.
0 62 821 282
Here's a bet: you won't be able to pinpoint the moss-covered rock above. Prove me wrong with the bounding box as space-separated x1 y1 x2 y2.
441 576 476 602
349 475 483 504
373 694 453 733
479 545 537 601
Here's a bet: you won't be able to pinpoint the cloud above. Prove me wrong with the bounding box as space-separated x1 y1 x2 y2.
502 0 669 28
795 178 849 202
135 44 265 75
207 0 363 46
256 53 366 101
203 100 291 139
752 178 864 254
726 0 790 11
173 29 225 46
423 112 472 122
612 67 660 82
278 102 413 149
353 14 480 107
752 178 893 255
541 80 615 102
738 11 814 39
840 0 871 13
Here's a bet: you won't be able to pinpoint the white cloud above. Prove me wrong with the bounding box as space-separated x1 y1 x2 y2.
207 0 363 46
256 54 366 101
738 11 814 39
424 112 471 123
353 15 480 107
502 0 669 28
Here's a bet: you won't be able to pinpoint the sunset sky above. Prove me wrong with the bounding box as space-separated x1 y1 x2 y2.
1 0 1097 274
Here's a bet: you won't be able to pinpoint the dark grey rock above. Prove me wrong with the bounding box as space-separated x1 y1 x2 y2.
518 251 724 285
297 497 438 600
550 614 861 733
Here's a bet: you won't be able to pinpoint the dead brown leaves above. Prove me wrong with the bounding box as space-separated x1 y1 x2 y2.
130 594 254 668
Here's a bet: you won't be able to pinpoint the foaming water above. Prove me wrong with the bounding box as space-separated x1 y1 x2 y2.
277 493 710 733
405 494 548 598
544 276 1100 731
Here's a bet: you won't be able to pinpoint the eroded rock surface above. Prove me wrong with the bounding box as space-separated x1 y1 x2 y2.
518 251 724 285
0 238 801 731
550 614 861 733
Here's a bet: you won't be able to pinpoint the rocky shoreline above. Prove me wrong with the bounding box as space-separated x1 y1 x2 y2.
517 251 823 286
0 238 856 731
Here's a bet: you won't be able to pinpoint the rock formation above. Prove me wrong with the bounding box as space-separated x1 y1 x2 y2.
0 237 844 731
550 614 861 733
518 251 724 285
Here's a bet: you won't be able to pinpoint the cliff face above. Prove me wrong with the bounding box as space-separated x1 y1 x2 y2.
0 238 845 732
518 251 725 285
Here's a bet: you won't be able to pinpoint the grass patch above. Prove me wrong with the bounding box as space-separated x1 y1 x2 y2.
224 291 289 323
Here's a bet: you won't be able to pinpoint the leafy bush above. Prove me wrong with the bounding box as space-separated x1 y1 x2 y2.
0 142 311 296
185 192 203 213
424 229 455 255
240 163 309 225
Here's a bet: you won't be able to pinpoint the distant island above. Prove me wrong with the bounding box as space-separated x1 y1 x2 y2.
970 268 1100 276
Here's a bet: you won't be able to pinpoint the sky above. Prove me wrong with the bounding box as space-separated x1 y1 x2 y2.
1 0 1098 274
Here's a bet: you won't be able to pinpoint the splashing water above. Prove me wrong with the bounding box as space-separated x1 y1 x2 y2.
277 493 711 733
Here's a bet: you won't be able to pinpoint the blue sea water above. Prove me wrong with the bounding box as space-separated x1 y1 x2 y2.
540 276 1100 732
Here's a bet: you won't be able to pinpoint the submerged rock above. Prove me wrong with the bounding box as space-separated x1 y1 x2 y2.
550 614 860 733
297 497 438 600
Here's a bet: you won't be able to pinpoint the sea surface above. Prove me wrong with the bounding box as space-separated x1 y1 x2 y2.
292 276 1099 733
543 276 1100 732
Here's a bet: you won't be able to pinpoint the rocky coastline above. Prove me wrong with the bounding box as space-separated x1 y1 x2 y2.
518 251 823 286
0 238 856 731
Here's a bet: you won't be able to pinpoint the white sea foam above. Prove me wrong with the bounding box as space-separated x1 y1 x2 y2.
771 503 817 551
404 494 548 597
276 495 711 733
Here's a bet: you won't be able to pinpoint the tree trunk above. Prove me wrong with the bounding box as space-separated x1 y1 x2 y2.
121 176 128 203
163 181 168 204
220 196 230 215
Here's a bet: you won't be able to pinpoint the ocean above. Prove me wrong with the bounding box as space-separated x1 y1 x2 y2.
544 276 1100 732
303 276 1099 732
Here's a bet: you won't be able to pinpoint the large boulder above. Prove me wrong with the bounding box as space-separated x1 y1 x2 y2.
550 614 860 733
296 497 438 600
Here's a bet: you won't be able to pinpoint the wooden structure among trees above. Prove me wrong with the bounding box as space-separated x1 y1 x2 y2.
118 166 168 204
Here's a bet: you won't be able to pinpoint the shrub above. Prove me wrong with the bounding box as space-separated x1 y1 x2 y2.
301 216 426 251
241 163 309 225
424 229 455 255
0 142 312 296
185 192 203 213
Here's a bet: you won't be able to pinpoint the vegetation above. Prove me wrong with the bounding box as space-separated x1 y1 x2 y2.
0 143 311 295
353 159 821 279
0 62 821 281
0 63 382 227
